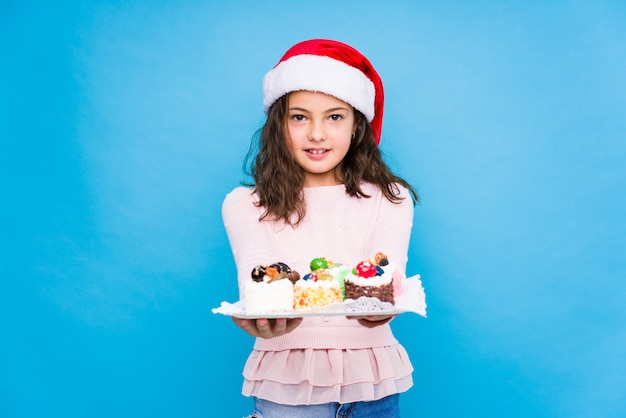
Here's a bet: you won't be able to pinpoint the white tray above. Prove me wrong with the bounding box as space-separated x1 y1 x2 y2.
212 274 426 319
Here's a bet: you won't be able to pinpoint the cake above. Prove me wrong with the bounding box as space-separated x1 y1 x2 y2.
243 262 300 312
242 253 402 312
344 252 396 305
293 257 349 310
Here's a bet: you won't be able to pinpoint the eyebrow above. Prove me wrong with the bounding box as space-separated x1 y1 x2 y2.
288 106 351 113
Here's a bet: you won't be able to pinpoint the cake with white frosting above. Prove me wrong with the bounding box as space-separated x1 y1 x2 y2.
344 252 396 305
243 262 299 312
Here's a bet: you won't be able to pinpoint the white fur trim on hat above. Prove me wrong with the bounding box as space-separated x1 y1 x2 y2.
263 54 376 121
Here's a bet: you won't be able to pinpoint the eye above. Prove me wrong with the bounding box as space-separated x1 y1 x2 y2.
329 114 343 121
290 114 306 122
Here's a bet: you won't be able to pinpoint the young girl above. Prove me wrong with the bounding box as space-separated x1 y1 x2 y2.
222 39 419 418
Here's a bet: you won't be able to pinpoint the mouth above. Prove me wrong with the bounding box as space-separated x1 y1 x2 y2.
306 148 329 155
304 148 330 160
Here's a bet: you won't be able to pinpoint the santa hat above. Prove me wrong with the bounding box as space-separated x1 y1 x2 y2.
263 39 384 145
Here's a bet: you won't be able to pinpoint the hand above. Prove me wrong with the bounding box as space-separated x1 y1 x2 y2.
347 314 396 328
231 317 303 339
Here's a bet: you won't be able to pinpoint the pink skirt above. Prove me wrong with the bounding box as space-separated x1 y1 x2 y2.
241 345 414 406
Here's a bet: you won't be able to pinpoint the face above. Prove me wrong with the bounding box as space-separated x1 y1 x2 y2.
285 91 356 187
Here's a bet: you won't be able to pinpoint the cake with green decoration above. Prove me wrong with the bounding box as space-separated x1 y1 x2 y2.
293 257 350 310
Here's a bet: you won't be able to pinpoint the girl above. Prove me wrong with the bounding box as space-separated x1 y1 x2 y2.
222 39 419 418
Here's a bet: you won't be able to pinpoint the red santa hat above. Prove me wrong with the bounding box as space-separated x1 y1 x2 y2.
263 39 385 145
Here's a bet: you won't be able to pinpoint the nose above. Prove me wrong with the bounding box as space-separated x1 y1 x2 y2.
307 119 326 141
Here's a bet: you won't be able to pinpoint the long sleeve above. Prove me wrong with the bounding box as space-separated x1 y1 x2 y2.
222 187 276 298
222 183 415 404
367 185 414 276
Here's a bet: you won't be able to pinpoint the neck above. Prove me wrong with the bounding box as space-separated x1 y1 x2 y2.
303 169 343 187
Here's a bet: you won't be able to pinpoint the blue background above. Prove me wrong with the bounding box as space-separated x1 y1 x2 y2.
2 1 625 417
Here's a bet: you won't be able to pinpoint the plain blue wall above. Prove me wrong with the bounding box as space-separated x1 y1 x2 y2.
2 1 625 417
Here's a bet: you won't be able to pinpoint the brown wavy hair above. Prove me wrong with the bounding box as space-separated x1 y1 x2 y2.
244 94 419 226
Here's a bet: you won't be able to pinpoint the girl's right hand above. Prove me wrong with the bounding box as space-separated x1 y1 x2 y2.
231 317 303 339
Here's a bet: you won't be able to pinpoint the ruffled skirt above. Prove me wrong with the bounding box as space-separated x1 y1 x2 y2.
242 345 414 406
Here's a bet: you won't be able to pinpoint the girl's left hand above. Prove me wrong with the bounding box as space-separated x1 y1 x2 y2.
347 315 396 328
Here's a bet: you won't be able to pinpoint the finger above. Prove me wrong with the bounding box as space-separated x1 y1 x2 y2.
233 317 260 337
273 318 288 336
255 318 273 339
233 316 302 339
346 315 388 321
357 315 394 328
357 318 374 328
231 317 247 328
285 317 304 333
365 315 396 322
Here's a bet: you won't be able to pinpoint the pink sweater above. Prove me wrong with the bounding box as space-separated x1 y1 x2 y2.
222 183 415 405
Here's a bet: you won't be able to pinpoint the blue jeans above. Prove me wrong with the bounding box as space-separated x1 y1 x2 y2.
246 394 400 418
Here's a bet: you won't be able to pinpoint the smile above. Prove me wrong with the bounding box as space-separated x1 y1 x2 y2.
306 149 329 155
